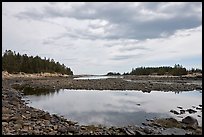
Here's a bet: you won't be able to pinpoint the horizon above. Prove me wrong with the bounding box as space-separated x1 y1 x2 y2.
2 2 202 75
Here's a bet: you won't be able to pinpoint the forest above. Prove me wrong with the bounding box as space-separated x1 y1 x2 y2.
128 64 202 76
2 50 73 75
107 65 202 76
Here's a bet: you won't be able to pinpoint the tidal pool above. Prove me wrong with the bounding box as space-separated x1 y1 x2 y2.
23 89 202 127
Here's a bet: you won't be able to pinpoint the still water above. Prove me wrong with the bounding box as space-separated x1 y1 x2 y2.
74 75 123 80
23 89 202 127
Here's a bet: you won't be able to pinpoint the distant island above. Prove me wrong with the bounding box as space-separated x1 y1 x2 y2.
2 50 73 75
107 65 202 77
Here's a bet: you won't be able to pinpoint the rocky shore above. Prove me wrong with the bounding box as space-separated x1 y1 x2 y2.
2 74 202 135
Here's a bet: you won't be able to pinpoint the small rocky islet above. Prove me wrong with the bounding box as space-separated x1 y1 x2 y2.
2 74 202 135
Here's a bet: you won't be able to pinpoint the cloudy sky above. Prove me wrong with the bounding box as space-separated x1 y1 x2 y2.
2 2 202 75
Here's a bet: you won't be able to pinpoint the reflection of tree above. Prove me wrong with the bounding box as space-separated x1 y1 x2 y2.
13 85 56 96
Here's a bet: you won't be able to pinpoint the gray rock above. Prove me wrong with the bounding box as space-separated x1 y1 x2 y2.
180 109 185 114
196 107 202 110
2 122 9 126
177 106 183 109
58 126 67 133
67 126 78 133
186 109 197 114
161 127 186 135
170 109 180 115
181 116 198 127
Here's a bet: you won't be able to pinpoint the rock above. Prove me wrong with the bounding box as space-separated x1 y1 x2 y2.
10 116 21 121
14 124 22 130
196 107 202 110
177 106 183 109
181 116 198 128
67 126 79 133
134 129 146 135
199 105 202 107
180 110 185 114
186 109 197 114
2 116 11 122
2 107 11 114
58 126 67 133
142 88 151 93
170 110 180 115
161 127 186 135
53 125 58 130
127 128 136 135
143 127 152 134
2 122 9 126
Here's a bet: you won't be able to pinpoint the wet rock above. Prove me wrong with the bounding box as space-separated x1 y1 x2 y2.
199 105 202 107
142 88 151 93
180 110 185 114
170 109 180 115
186 109 197 114
161 127 186 135
181 116 198 128
177 106 183 109
196 107 202 110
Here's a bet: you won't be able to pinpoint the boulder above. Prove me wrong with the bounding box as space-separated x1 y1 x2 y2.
186 109 197 114
161 127 186 135
170 110 179 115
181 116 198 128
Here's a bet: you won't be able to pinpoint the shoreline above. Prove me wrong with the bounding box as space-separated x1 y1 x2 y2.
2 75 202 135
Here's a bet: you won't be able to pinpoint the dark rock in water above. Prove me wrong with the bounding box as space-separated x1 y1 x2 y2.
180 110 185 114
177 106 183 109
170 110 180 115
195 107 202 110
197 115 201 117
195 86 202 90
199 105 202 107
161 128 186 135
136 103 140 106
186 109 197 114
142 88 151 93
181 116 198 128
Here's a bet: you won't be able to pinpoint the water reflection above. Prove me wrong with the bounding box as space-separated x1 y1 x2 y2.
23 89 202 127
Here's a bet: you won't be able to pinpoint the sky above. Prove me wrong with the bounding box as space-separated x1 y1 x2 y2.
2 2 202 75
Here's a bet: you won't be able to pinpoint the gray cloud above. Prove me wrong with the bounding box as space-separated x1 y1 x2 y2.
110 54 143 61
15 2 202 40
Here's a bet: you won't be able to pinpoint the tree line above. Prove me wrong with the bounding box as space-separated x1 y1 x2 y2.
129 64 188 76
107 64 202 76
2 50 73 75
